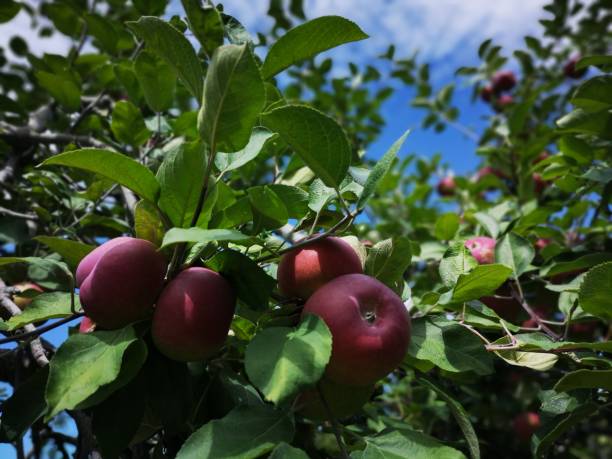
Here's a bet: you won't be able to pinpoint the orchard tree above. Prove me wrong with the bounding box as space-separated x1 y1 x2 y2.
0 1 610 458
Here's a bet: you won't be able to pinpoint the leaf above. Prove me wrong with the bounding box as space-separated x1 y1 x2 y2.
449 264 512 304
198 44 265 152
540 253 612 277
180 0 224 56
36 71 81 111
493 345 558 371
156 139 206 227
6 292 78 330
439 242 478 287
556 108 612 140
127 16 204 100
41 149 160 203
175 405 295 459
365 237 412 288
206 250 276 310
245 315 332 404
578 262 612 319
160 227 250 248
357 429 466 459
269 443 309 459
0 0 21 23
435 213 460 241
571 76 612 112
45 327 141 419
261 16 368 79
33 236 94 270
268 184 309 219
407 317 493 375
357 130 409 209
134 200 165 246
417 377 480 459
473 212 499 239
262 105 351 189
248 185 289 230
134 50 177 112
111 100 151 146
575 55 612 71
495 232 534 278
215 128 276 173
554 369 612 392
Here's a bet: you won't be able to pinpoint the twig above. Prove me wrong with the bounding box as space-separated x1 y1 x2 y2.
0 205 37 220
0 127 108 149
317 382 350 459
0 313 83 345
511 280 560 340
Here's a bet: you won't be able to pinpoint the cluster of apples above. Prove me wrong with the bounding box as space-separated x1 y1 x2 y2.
76 237 236 361
277 236 411 419
481 70 516 111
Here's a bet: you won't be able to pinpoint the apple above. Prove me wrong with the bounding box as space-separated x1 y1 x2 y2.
302 273 411 386
533 173 548 195
494 94 514 111
513 411 541 441
569 321 599 341
563 55 587 79
152 267 236 362
491 70 517 92
475 166 507 182
465 236 496 264
76 237 167 329
12 282 43 309
481 84 493 102
79 316 97 333
296 378 373 421
534 238 551 251
437 176 456 197
533 151 550 165
277 236 363 299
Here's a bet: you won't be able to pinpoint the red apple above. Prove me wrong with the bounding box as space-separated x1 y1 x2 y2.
534 238 551 251
437 176 456 197
152 267 236 362
277 236 363 299
79 316 97 333
569 321 599 341
76 237 167 329
563 55 587 79
302 273 411 386
492 70 517 92
481 84 494 102
12 282 43 309
296 378 373 421
465 237 496 264
475 166 507 182
494 94 514 111
533 173 548 195
533 151 551 165
513 412 541 441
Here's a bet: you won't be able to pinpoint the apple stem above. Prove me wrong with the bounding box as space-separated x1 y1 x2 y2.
316 382 350 459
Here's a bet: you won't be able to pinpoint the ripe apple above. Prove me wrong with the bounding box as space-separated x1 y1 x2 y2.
494 94 514 111
534 238 551 251
513 411 541 441
491 70 517 92
79 316 97 333
465 236 496 264
152 267 236 362
296 378 373 421
533 173 548 195
481 84 494 102
277 236 363 299
563 55 587 79
76 237 167 329
474 166 507 182
12 282 43 309
302 273 411 386
437 176 456 197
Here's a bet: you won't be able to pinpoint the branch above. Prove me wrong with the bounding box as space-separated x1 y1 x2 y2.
0 313 83 345
0 205 37 220
0 128 108 149
316 382 350 459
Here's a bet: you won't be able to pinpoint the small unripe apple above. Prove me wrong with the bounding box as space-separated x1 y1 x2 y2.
513 411 541 441
152 267 236 362
12 282 43 309
491 70 517 92
465 237 496 264
296 378 373 421
494 94 514 111
79 316 97 333
76 237 167 329
563 55 587 79
302 273 411 386
437 176 456 197
277 236 363 299
481 84 493 102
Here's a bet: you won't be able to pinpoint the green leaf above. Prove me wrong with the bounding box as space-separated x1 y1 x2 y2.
449 264 512 304
417 377 480 459
571 76 612 111
0 0 21 23
127 16 204 100
473 212 499 239
245 315 332 404
36 71 81 111
41 149 160 203
135 50 177 112
215 128 277 173
495 232 534 278
268 184 309 219
556 108 612 140
111 100 150 146
357 130 409 209
180 0 224 56
269 443 309 459
33 236 94 270
248 185 289 230
45 327 141 419
439 242 478 287
206 250 276 311
156 139 206 228
540 253 612 277
198 44 265 152
261 16 368 79
6 292 78 330
493 342 558 371
407 317 493 375
262 105 351 189
365 237 412 288
357 429 466 459
576 55 612 71
134 200 165 246
579 262 612 319
434 213 460 241
175 405 294 459
84 13 118 53
160 227 250 248
554 369 612 392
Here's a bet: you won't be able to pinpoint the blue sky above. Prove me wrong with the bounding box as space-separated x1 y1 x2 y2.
0 1 552 456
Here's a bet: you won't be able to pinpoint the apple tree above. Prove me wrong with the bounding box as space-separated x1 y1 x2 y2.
0 0 610 458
